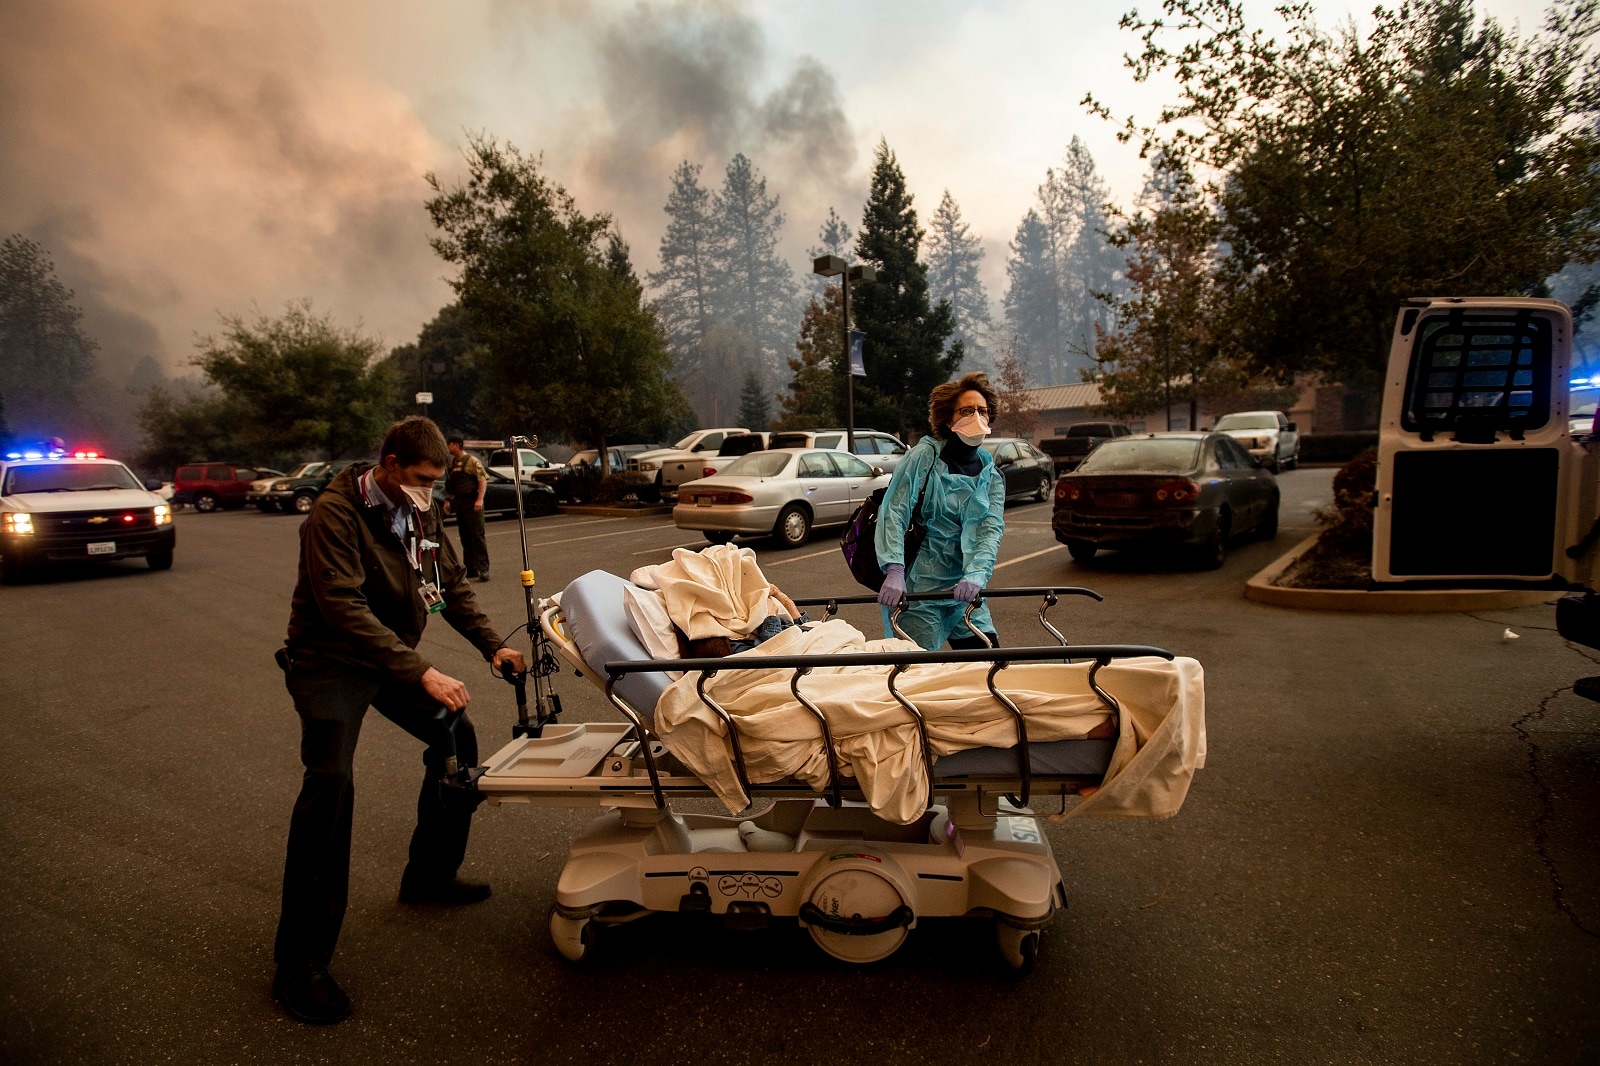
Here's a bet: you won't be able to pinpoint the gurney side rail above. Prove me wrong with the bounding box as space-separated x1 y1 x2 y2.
792 586 1099 654
605 644 1174 811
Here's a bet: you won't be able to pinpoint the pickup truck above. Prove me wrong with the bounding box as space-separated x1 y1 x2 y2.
1214 411 1300 471
691 432 770 482
1042 422 1132 472
627 427 751 495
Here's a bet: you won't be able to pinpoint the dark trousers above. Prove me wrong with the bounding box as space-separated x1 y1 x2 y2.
273 656 480 969
453 497 488 577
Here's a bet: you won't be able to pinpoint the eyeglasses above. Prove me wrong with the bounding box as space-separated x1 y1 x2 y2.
955 405 990 419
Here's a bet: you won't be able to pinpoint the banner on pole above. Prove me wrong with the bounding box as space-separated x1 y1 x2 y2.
848 330 866 377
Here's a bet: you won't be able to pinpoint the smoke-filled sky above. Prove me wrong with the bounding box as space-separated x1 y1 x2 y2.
0 0 1552 389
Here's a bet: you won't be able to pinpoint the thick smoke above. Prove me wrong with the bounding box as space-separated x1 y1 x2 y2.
581 2 859 259
0 0 862 447
0 1 449 410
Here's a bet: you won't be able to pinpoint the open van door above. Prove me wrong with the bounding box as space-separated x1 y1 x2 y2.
1373 296 1600 587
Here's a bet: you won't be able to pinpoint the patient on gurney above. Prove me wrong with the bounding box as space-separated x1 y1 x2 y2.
594 544 1205 827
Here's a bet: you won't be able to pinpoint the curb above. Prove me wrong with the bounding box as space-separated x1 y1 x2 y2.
559 503 674 518
1244 533 1558 613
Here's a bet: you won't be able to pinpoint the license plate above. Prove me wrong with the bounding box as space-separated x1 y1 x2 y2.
697 497 711 507
1098 492 1141 507
88 541 116 555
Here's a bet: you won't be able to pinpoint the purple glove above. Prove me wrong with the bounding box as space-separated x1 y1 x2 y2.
953 579 982 603
878 563 907 607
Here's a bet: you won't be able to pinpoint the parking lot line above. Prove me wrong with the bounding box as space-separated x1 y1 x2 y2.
762 546 840 567
487 522 678 548
992 544 1065 570
632 540 706 555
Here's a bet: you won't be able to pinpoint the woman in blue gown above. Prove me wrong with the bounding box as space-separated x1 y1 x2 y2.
873 372 1007 650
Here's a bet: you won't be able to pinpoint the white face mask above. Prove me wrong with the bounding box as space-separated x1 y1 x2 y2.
399 483 434 511
951 412 990 446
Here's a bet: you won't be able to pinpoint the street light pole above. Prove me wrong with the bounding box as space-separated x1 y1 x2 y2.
812 256 876 453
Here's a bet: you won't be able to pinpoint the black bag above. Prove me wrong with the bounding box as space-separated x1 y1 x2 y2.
840 464 934 592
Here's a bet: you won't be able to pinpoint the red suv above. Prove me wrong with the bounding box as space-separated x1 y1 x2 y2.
173 463 280 513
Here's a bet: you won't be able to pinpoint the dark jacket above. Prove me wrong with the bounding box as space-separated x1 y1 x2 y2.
285 464 502 682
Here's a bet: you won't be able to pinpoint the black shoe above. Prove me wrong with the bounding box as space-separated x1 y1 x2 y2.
398 876 492 906
475 572 490 583
272 965 351 1025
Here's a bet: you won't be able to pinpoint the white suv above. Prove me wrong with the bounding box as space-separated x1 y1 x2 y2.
0 451 175 582
1214 411 1300 471
767 429 909 474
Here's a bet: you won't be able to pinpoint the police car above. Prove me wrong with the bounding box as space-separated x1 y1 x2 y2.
0 446 175 582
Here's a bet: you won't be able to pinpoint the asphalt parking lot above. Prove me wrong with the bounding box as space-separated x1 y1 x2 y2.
2 468 1597 1064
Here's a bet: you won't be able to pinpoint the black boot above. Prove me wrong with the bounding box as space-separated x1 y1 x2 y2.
272 965 351 1024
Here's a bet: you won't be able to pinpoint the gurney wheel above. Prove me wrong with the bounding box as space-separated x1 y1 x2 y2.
549 907 596 964
995 921 1038 975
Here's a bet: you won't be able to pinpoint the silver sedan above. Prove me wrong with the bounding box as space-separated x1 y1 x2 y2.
672 447 891 548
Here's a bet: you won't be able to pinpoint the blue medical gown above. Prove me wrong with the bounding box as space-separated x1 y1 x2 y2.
873 436 1007 649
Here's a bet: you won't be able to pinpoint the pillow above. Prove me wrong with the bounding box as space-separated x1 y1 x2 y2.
622 585 685 680
560 569 673 723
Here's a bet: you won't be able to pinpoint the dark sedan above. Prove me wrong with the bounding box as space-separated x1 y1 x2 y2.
1052 432 1278 568
434 467 556 520
981 437 1057 502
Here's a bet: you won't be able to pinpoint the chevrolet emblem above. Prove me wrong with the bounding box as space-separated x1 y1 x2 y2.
87 516 110 524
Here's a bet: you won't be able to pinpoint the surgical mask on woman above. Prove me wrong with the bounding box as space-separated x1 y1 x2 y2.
951 411 990 446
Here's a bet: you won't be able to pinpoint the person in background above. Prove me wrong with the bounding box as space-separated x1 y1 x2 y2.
271 417 526 1025
444 437 489 582
874 372 1006 650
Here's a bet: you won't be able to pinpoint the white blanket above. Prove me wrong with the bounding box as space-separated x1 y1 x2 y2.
632 544 784 639
652 617 1206 825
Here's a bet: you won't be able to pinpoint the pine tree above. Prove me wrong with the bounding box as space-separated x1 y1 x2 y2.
806 207 855 292
648 162 719 368
737 369 772 430
1004 209 1061 381
0 235 99 437
926 190 993 369
778 285 846 430
851 139 960 440
1009 138 1122 384
711 153 796 381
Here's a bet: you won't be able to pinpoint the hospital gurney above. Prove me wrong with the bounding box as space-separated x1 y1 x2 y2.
468 569 1194 972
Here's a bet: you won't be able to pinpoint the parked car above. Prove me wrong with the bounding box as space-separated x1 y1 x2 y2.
767 429 910 473
1 453 175 582
980 437 1057 502
1214 410 1300 471
431 467 557 518
1045 421 1133 472
628 428 752 495
487 446 565 490
173 463 285 512
561 444 660 502
255 459 360 514
1052 432 1279 569
247 462 327 512
673 448 891 548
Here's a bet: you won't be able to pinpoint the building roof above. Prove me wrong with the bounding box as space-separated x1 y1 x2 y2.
1019 382 1103 410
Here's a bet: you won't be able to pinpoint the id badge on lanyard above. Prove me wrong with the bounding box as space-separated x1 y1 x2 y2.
409 524 446 614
